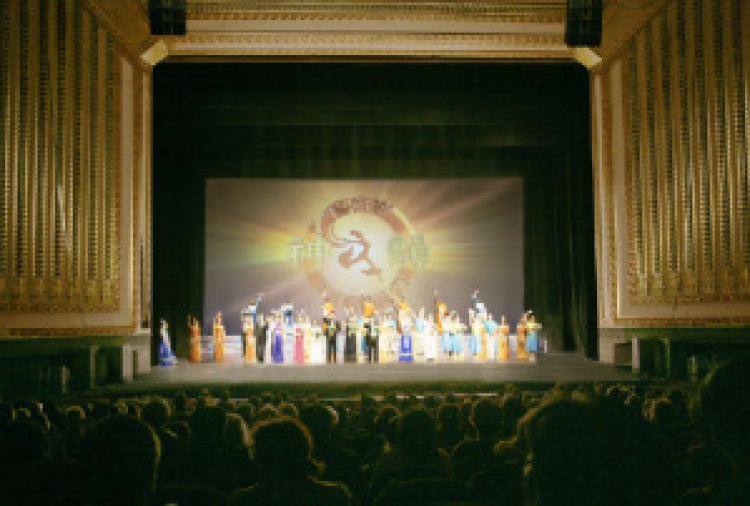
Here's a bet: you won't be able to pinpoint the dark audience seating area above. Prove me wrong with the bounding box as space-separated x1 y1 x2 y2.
1 358 749 506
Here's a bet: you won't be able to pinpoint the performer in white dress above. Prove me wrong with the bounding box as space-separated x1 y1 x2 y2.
484 314 498 361
423 312 437 362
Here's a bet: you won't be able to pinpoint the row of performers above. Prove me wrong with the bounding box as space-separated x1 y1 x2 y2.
184 304 542 365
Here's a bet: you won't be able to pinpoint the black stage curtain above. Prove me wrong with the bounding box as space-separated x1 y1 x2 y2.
153 63 597 361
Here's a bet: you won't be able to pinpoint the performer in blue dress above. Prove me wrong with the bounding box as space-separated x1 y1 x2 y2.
282 303 294 327
469 310 482 358
158 319 177 367
414 308 426 362
526 313 540 362
398 318 414 362
449 312 463 359
399 308 414 362
272 313 285 363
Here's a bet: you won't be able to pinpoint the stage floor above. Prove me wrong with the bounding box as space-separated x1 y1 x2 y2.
105 353 640 395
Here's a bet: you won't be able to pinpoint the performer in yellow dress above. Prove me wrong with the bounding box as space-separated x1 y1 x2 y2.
188 315 202 363
497 315 510 362
213 311 225 362
241 307 256 364
516 312 528 361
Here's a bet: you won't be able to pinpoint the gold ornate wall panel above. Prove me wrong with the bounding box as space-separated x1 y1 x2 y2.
1 0 119 312
593 0 750 330
0 0 152 336
624 0 749 304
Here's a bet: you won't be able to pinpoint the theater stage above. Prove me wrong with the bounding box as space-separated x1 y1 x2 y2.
103 353 640 396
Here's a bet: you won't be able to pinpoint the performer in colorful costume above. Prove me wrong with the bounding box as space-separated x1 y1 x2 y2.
158 319 177 367
241 305 255 364
272 312 285 364
188 315 202 363
294 315 305 364
498 315 510 362
516 312 529 360
484 314 498 361
423 312 437 362
469 309 483 359
414 307 426 362
449 311 463 359
255 313 268 363
345 309 358 363
398 302 414 362
322 295 337 363
434 290 450 359
248 294 262 326
362 294 376 363
213 311 225 363
526 312 541 362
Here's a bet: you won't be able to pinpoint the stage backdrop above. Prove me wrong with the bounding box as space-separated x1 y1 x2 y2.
205 179 523 334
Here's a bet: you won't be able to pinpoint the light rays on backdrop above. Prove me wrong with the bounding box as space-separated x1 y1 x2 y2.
205 179 523 333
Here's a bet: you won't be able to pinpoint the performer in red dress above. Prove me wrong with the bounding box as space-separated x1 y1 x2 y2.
294 321 305 364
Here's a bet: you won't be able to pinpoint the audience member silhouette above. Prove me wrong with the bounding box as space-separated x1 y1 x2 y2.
228 416 352 505
697 357 750 505
77 414 160 506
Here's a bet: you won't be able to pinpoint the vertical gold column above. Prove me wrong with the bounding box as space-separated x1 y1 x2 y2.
143 70 152 327
652 12 668 296
35 0 48 295
678 0 698 293
667 0 684 294
46 0 58 298
0 0 11 293
17 0 27 296
86 12 98 299
79 7 90 301
633 33 650 297
96 25 106 302
110 41 121 307
709 0 731 292
643 25 661 296
133 64 143 325
741 0 750 292
9 0 20 301
64 0 75 301
692 0 712 294
104 34 117 304
727 0 749 294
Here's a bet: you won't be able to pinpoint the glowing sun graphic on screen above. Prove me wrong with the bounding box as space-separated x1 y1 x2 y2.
288 196 428 309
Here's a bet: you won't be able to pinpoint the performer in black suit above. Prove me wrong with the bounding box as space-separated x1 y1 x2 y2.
362 295 376 363
345 310 357 363
255 313 268 363
326 319 339 363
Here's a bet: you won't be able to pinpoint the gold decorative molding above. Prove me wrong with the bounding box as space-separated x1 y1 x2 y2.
168 31 571 58
127 0 572 61
84 0 155 69
597 0 671 63
0 326 138 337
573 47 602 69
141 40 169 66
183 0 566 18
